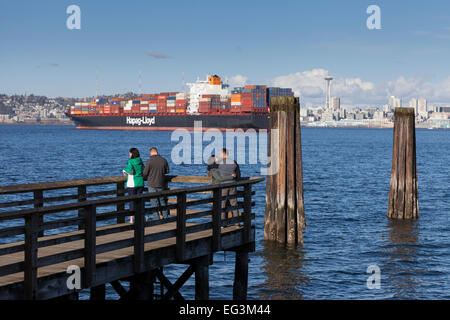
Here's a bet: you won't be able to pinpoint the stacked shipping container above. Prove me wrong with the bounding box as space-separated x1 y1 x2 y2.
266 87 294 106
69 86 294 116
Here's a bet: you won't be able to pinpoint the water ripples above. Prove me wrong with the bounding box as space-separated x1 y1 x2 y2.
0 125 449 299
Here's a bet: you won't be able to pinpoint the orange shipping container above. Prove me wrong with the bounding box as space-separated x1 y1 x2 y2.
231 94 241 102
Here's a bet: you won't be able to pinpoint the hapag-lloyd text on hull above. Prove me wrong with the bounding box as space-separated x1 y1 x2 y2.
126 116 156 126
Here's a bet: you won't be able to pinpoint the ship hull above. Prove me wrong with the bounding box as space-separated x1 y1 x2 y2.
68 114 270 131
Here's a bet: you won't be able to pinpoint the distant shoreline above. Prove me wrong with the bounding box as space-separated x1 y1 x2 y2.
1 123 448 130
0 121 74 126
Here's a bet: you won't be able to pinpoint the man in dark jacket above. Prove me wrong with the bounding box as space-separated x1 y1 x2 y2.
217 148 240 222
207 155 234 184
143 147 170 220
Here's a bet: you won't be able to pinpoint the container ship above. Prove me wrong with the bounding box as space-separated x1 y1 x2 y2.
67 75 294 131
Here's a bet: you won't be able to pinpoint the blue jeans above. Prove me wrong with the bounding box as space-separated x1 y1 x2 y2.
147 187 169 220
127 187 144 211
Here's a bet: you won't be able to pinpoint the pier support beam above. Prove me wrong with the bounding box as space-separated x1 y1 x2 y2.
127 270 156 300
264 96 305 245
231 243 253 300
90 284 106 300
194 255 210 300
233 251 248 300
388 107 419 219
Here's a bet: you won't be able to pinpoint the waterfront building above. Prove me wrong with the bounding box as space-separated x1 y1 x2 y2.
373 110 384 120
409 98 418 114
418 98 427 116
331 97 340 110
390 96 402 109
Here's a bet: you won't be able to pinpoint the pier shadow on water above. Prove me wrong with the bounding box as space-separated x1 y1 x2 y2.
380 219 422 299
253 241 309 300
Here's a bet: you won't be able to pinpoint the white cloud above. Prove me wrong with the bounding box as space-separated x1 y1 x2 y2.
271 69 376 106
229 74 248 88
226 69 450 107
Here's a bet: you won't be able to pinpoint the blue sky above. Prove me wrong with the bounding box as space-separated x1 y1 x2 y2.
1 0 450 106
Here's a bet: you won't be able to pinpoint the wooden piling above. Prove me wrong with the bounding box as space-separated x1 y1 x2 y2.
194 256 210 300
388 107 419 219
233 250 249 300
264 96 305 245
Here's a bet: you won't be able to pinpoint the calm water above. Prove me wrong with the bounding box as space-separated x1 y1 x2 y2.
0 124 449 300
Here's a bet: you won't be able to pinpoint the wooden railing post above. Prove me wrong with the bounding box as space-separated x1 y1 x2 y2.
24 212 39 300
84 205 96 288
212 188 222 251
134 197 145 273
176 193 187 262
77 185 87 230
116 181 125 224
242 184 252 244
33 190 44 237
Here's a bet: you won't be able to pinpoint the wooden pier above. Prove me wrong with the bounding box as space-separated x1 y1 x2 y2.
0 175 263 300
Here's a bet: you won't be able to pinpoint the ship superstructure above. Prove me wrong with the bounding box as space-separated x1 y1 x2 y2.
186 75 229 114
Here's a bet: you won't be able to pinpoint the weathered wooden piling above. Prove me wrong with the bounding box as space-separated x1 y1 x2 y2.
388 107 419 219
264 96 305 245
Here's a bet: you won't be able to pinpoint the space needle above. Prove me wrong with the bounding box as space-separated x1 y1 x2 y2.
324 76 333 109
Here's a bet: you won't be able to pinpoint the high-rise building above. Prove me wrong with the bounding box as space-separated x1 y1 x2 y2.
428 105 438 113
331 97 340 110
389 96 402 109
418 98 427 115
409 98 418 114
389 96 395 108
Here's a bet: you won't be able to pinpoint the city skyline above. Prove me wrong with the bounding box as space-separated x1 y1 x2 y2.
2 1 450 107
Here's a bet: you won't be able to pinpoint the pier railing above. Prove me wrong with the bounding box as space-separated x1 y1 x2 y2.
0 175 263 300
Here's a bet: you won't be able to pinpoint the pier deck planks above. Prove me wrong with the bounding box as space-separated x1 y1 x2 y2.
0 222 244 288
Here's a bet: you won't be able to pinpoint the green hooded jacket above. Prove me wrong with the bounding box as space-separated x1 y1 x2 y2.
123 157 144 188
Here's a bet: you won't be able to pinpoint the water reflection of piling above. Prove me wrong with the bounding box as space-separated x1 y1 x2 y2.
388 107 419 219
256 241 308 299
382 220 421 299
264 96 305 245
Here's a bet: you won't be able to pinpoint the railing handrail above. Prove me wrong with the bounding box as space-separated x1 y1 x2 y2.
0 175 214 195
0 177 264 220
0 175 263 300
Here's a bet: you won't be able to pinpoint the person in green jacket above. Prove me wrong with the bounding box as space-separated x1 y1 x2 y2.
123 148 144 223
